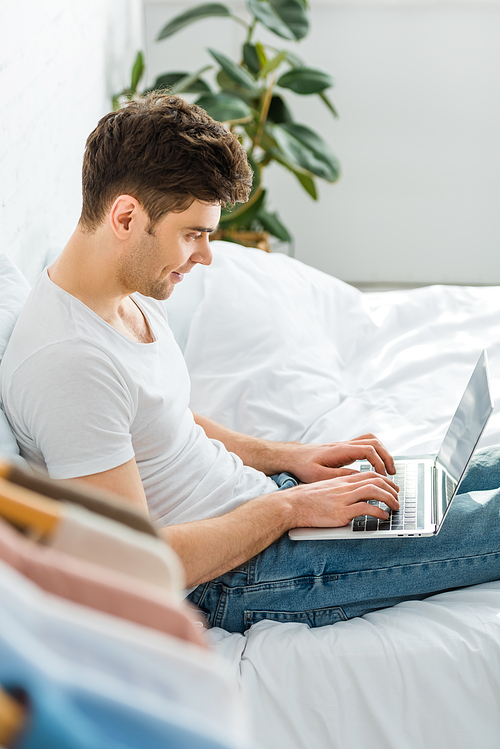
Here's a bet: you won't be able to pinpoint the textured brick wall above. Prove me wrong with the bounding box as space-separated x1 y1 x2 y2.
0 0 143 283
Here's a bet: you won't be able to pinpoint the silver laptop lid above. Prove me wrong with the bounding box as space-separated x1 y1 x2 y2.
435 350 494 525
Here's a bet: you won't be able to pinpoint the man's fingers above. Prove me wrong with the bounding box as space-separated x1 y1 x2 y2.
351 501 392 521
360 446 388 476
344 471 399 495
310 466 361 482
349 480 400 511
348 436 396 475
325 467 359 478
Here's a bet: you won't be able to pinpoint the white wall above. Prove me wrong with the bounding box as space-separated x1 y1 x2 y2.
2 1 499 285
145 0 500 284
0 0 143 283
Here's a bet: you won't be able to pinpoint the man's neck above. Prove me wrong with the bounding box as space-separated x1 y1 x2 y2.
49 226 121 306
49 226 154 344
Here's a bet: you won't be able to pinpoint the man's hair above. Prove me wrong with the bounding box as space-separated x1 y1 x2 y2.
79 92 253 231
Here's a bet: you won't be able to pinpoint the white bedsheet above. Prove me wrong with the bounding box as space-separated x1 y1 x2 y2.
208 584 500 749
182 242 500 455
167 243 500 749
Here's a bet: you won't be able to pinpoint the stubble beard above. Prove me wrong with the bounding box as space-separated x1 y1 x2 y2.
116 232 174 300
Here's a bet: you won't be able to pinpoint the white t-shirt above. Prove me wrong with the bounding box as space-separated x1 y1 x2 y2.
0 270 277 526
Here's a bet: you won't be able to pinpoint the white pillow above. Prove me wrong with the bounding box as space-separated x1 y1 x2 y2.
0 254 31 461
163 256 207 352
0 253 31 362
184 243 370 442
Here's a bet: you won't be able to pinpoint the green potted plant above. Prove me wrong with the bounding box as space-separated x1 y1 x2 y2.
114 0 340 251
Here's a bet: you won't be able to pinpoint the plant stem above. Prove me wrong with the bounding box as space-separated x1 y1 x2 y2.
251 74 276 154
246 18 256 43
230 14 251 32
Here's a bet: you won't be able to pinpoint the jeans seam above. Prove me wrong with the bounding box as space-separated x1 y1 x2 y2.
192 581 209 608
245 603 348 615
347 550 500 575
244 604 348 628
221 551 500 594
213 585 227 628
335 552 500 581
247 555 256 585
220 574 339 594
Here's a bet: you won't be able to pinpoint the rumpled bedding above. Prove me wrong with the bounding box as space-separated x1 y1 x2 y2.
182 242 500 455
208 583 500 749
166 242 500 749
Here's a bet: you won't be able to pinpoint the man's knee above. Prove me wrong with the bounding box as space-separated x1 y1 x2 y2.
460 444 500 494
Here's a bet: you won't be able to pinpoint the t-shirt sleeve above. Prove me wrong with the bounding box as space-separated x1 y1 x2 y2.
8 340 136 479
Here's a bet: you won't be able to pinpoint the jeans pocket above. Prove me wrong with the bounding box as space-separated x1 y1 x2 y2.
244 605 347 629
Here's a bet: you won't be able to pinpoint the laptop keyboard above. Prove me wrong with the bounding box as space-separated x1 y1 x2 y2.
445 473 455 502
352 462 425 532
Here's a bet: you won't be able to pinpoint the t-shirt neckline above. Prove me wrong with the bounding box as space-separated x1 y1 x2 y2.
43 268 159 346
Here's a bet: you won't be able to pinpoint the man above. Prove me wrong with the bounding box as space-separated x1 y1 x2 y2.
2 94 499 633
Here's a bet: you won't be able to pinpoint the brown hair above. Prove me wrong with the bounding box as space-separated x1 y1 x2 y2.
79 92 252 231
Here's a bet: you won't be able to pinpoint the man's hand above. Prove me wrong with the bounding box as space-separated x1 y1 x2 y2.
193 415 396 482
282 433 397 484
165 470 400 587
283 471 400 529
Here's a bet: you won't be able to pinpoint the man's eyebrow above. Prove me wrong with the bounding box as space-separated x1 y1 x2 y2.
186 225 219 233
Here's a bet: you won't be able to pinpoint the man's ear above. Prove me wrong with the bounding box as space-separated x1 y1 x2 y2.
109 195 146 239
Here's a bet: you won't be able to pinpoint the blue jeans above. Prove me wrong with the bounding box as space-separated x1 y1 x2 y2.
188 447 500 633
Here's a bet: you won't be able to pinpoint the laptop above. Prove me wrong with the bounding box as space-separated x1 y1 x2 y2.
289 350 494 541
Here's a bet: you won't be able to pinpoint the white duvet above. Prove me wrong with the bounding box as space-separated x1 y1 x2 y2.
166 243 500 749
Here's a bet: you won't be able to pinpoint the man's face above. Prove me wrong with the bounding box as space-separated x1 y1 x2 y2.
117 200 220 300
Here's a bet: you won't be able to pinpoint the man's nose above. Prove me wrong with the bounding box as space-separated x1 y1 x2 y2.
193 236 213 266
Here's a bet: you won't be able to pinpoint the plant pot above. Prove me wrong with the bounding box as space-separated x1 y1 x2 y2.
210 229 271 253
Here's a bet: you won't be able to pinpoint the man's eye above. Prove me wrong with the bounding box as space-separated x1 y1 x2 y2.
189 233 202 240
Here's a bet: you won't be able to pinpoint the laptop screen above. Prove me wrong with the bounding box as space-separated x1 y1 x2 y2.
436 351 494 486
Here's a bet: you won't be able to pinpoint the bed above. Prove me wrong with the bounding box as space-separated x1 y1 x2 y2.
165 242 500 749
2 242 500 749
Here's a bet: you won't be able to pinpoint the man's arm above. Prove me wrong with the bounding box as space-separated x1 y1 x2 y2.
193 413 396 481
163 473 399 587
68 457 399 589
67 458 150 514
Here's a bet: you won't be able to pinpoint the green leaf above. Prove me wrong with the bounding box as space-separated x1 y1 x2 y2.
157 3 231 40
319 90 339 118
270 122 340 182
257 208 292 241
208 48 257 91
153 71 212 94
216 69 239 93
267 94 293 124
247 0 309 41
259 50 288 78
266 146 318 199
248 0 294 40
255 42 268 68
248 152 261 194
220 188 267 227
215 72 257 108
195 93 253 122
243 43 261 75
277 67 334 95
169 65 213 94
295 170 317 199
131 51 145 92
